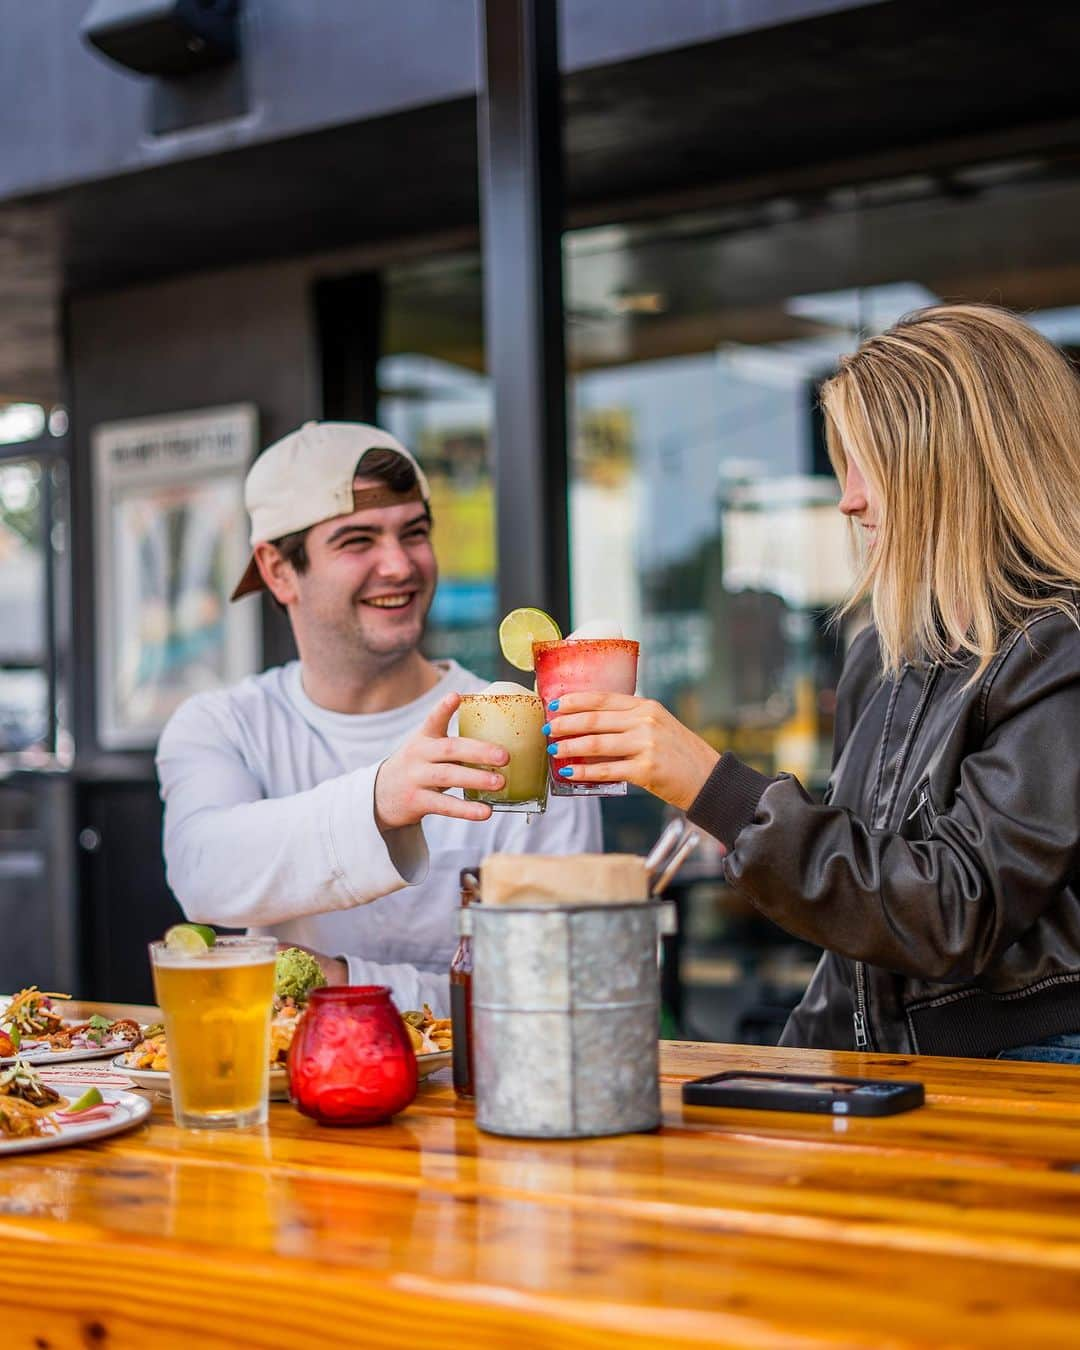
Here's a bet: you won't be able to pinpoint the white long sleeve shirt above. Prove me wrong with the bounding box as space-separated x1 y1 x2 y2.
156 659 601 1015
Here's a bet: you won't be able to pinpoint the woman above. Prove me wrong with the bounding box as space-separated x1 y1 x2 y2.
545 304 1080 1059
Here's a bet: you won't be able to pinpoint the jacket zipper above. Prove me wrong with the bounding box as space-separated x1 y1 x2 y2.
882 665 941 825
857 665 941 1052
905 789 930 824
853 961 871 1049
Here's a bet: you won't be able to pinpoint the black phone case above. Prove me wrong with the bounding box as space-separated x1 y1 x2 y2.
681 1071 925 1116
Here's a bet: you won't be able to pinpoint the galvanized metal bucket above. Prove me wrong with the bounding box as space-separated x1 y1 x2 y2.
464 900 675 1139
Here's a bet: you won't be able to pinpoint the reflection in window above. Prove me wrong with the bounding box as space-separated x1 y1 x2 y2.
379 257 498 680
0 460 48 753
0 404 46 446
567 334 856 789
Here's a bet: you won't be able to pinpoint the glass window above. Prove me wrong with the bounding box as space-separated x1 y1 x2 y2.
378 255 498 680
0 459 49 755
0 451 67 764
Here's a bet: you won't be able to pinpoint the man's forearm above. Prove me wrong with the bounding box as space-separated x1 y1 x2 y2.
164 764 428 927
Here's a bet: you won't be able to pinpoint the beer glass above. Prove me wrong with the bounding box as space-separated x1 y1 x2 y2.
149 935 277 1129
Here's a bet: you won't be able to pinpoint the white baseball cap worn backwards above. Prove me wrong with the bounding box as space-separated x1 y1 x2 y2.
230 421 431 601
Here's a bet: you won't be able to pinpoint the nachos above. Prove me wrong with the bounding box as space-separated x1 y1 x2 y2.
401 1006 452 1055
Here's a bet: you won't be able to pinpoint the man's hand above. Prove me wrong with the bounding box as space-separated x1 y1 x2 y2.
374 692 510 831
275 941 347 986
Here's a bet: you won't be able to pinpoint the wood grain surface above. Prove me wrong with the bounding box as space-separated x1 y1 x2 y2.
4 1020 1080 1349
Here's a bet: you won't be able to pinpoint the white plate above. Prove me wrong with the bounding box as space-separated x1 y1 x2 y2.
2 1038 140 1068
113 1051 452 1094
0 1083 152 1157
112 1055 291 1100
416 1050 452 1080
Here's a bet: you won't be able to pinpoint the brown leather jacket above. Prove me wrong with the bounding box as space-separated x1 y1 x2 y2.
688 609 1080 1056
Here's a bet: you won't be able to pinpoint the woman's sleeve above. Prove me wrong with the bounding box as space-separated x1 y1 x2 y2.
687 625 1080 982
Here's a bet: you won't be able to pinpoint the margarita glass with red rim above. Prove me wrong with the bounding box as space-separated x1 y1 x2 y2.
533 638 640 796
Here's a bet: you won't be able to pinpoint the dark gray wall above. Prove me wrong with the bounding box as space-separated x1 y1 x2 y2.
0 0 884 202
3 0 477 200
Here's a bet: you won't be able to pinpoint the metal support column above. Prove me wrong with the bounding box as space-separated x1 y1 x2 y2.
477 0 570 641
315 273 383 423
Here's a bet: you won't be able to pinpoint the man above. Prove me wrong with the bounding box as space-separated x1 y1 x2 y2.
157 421 599 1013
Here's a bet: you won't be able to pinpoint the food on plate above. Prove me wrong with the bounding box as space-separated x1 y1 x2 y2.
0 1097 58 1139
0 988 142 1056
401 1005 452 1055
270 1000 303 1065
0 1068 118 1140
0 1059 68 1138
121 1024 169 1072
266 950 326 1066
68 1013 142 1050
0 1058 65 1110
274 947 328 1003
2 987 70 1039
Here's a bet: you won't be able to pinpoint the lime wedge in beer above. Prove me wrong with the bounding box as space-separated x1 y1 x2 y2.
498 608 562 671
163 923 216 955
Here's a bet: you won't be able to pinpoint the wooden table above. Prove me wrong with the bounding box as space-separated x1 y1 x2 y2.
4 1031 1080 1349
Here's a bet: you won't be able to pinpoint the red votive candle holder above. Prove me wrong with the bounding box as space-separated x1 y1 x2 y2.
287 986 418 1126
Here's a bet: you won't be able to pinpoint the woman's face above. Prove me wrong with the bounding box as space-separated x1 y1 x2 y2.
838 451 880 544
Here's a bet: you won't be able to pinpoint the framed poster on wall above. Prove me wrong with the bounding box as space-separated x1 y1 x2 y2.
93 404 259 750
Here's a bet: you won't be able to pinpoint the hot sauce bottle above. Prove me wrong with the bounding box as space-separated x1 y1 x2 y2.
450 868 479 1099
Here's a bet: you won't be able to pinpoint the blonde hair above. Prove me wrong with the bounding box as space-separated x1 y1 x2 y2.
821 303 1080 680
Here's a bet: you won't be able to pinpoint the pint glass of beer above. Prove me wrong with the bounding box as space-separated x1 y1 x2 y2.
149 935 277 1129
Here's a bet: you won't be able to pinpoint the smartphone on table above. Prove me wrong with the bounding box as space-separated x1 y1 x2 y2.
682 1070 924 1116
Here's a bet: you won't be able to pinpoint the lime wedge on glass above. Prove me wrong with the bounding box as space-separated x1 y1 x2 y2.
498 608 562 671
163 923 215 956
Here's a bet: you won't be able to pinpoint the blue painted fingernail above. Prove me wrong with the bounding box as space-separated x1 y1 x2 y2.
548 699 560 711
558 766 573 777
541 723 551 736
547 744 559 756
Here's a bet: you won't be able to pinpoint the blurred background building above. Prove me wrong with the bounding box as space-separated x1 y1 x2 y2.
3 0 1080 1033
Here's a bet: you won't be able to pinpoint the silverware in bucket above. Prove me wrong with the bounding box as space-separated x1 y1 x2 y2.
465 853 680 1140
646 817 700 896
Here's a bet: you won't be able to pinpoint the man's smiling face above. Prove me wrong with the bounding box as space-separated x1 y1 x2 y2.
291 478 437 662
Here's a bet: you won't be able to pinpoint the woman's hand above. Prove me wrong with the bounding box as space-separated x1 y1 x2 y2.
544 692 720 811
